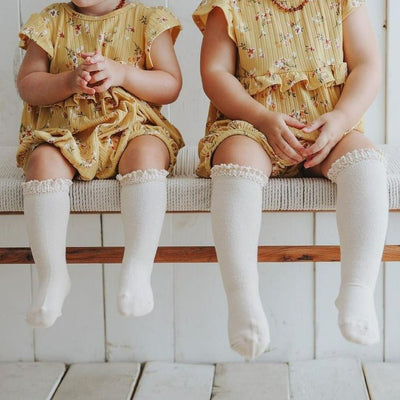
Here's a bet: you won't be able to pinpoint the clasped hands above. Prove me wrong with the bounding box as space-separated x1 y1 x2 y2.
68 50 123 96
257 109 350 169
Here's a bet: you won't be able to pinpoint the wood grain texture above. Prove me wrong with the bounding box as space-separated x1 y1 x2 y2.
52 363 140 400
0 363 65 400
289 358 369 400
133 362 215 400
1 245 400 264
363 362 400 400
212 363 289 400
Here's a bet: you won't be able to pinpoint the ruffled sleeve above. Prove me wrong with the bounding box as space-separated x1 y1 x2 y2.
192 0 236 43
19 7 55 58
342 0 366 21
144 6 181 69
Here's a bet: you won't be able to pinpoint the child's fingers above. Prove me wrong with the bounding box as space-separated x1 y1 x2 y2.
302 117 324 133
304 147 330 169
283 115 306 130
81 51 96 59
272 138 303 164
93 78 111 93
84 53 104 65
89 70 109 84
80 70 91 82
302 134 329 157
281 129 305 160
77 78 96 95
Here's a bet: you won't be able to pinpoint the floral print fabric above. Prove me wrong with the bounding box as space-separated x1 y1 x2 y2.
18 2 184 179
193 0 366 177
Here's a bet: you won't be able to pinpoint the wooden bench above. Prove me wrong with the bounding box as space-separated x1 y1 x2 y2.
1 144 399 264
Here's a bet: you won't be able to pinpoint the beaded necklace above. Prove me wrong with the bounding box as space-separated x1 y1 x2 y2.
270 0 310 13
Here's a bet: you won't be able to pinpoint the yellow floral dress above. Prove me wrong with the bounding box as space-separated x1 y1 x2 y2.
18 2 184 180
193 0 365 177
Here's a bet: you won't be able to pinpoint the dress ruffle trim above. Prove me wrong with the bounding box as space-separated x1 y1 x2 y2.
22 178 73 196
117 169 168 185
211 163 268 186
327 148 387 183
239 63 348 95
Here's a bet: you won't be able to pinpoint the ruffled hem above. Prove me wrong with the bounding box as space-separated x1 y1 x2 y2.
117 169 168 185
22 178 73 196
239 63 348 95
327 148 387 183
211 163 268 186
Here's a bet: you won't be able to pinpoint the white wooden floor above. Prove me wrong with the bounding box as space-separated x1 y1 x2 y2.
1 359 399 400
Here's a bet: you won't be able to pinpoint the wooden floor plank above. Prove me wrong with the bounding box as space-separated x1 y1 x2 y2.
52 363 140 400
289 358 369 400
0 362 65 400
212 363 289 400
133 361 215 400
363 362 400 400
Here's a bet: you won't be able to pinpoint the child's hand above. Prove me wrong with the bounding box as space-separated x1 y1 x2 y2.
301 110 349 168
81 50 123 93
68 64 96 95
257 111 306 164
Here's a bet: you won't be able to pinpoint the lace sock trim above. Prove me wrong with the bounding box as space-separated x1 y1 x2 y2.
211 163 269 186
117 169 168 186
22 178 73 196
327 148 387 183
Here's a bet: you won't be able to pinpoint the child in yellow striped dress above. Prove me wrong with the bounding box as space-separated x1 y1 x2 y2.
193 0 388 359
18 0 184 328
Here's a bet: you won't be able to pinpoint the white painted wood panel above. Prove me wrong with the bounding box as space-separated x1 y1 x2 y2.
387 0 400 144
168 0 209 145
363 0 386 145
212 363 289 400
0 1 22 147
133 361 215 400
34 215 105 363
52 363 140 400
315 213 383 360
0 362 65 400
384 213 400 361
363 362 400 400
174 213 314 363
102 214 174 362
0 215 33 361
289 358 369 400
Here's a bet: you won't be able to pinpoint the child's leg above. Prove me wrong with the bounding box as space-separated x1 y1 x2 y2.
24 145 76 328
320 133 388 345
116 135 170 317
211 136 272 360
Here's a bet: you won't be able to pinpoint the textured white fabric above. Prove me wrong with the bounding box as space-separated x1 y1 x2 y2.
117 169 167 317
211 164 270 360
23 179 72 328
328 149 388 345
1 145 399 212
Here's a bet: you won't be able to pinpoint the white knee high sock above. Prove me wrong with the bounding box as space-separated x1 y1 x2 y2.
23 179 72 328
211 164 270 360
117 169 168 317
328 149 388 345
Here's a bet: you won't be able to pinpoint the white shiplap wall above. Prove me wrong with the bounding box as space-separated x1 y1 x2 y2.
0 0 397 363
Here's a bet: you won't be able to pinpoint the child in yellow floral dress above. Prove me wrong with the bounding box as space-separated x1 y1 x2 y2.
17 0 184 328
193 0 388 359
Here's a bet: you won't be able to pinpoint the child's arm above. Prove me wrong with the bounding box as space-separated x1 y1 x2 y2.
302 5 381 168
81 30 182 105
200 8 305 164
17 41 96 106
